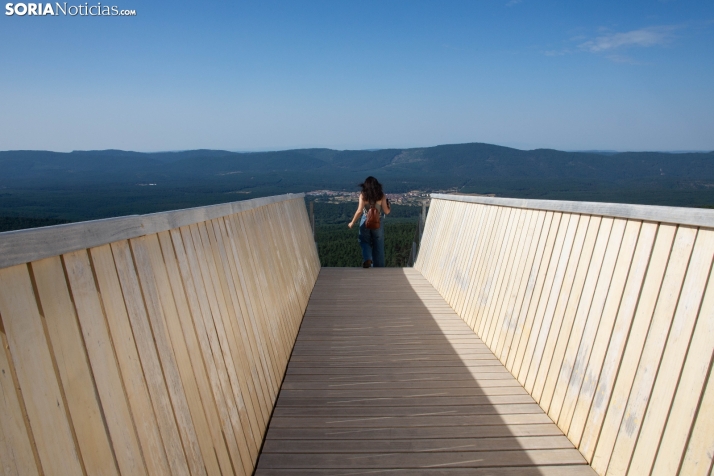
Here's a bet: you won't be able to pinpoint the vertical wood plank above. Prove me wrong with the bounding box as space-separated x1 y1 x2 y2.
589 224 676 474
547 217 614 423
522 213 580 392
605 226 697 475
505 211 554 372
483 209 527 346
577 221 657 461
490 209 535 357
111 240 192 476
90 244 172 476
531 214 591 402
627 228 714 475
539 215 602 413
30 256 119 476
499 210 547 365
557 218 628 434
566 220 641 444
511 212 563 378
0 311 39 476
678 353 714 476
652 248 714 475
169 228 248 476
180 225 254 475
139 234 224 476
63 250 149 476
0 264 83 476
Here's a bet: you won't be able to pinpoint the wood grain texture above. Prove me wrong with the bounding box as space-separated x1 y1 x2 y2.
0 196 317 476
417 198 714 476
0 193 306 269
257 268 595 475
0 264 83 476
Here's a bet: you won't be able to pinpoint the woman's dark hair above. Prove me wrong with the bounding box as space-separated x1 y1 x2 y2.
359 176 384 204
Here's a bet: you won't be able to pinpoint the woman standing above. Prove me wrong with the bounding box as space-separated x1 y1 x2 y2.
348 176 391 268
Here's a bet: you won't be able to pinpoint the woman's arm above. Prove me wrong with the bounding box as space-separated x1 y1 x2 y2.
381 195 391 215
348 194 364 228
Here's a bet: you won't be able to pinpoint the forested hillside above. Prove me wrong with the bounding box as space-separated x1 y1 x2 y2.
2 143 714 220
312 202 420 267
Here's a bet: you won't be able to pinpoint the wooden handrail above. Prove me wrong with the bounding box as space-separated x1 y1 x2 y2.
0 193 305 270
432 193 714 228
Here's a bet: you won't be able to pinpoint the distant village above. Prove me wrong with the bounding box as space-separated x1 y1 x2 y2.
306 189 464 206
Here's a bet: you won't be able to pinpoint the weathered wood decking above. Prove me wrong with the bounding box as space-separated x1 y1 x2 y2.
256 268 596 475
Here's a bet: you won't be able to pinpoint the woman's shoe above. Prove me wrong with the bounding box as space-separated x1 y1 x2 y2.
362 259 372 268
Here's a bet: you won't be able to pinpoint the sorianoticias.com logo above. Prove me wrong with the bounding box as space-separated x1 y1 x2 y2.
5 2 136 16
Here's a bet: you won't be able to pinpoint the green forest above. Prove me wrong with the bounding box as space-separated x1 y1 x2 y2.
311 202 421 267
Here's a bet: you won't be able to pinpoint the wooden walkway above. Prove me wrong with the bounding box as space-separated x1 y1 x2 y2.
256 268 596 475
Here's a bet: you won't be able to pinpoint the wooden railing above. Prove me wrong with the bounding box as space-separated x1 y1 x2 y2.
416 194 714 476
0 194 320 476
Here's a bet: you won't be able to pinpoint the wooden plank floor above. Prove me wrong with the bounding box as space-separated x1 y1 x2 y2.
256 268 596 475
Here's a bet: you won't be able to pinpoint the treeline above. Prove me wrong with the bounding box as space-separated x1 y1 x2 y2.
0 216 69 232
315 222 417 267
311 201 420 267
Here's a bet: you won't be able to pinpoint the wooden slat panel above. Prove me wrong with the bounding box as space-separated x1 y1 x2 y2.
588 224 677 474
652 252 714 475
547 217 613 423
202 220 264 450
63 250 148 476
181 224 255 474
138 234 222 476
605 226 697 475
156 231 236 476
446 204 482 308
31 256 119 476
536 216 601 415
530 215 591 403
626 229 714 474
499 210 547 365
111 240 192 476
220 217 275 419
453 204 488 315
462 207 503 329
412 198 714 476
0 196 318 476
482 209 526 345
210 218 270 426
506 211 554 372
565 220 640 444
0 264 83 476
512 212 563 378
169 228 249 475
456 205 496 319
521 213 580 392
228 216 282 394
577 221 657 460
0 307 39 476
91 244 172 476
473 207 513 333
678 349 714 475
490 209 536 357
557 218 628 434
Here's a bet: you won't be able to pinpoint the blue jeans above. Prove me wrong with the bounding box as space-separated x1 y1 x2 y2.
358 214 385 267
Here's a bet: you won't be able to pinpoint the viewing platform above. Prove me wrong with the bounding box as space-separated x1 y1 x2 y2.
0 192 712 476
257 267 593 474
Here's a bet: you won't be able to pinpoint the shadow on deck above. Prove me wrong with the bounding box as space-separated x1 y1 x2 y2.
255 268 596 475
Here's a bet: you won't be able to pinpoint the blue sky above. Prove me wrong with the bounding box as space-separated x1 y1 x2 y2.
1 0 712 152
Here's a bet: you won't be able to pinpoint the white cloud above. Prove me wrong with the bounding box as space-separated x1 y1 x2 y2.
579 26 677 53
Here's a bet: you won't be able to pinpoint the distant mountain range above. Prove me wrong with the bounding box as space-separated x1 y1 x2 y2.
2 143 714 220
2 143 714 190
